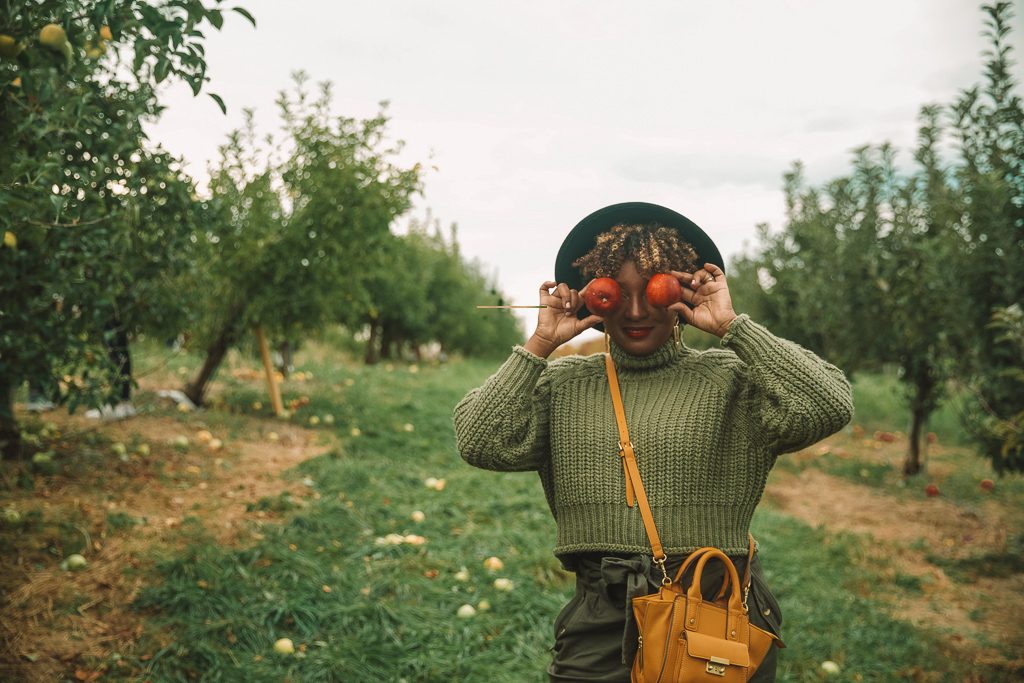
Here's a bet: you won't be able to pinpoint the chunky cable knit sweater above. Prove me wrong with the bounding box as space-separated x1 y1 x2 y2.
456 315 856 561
453 314 854 559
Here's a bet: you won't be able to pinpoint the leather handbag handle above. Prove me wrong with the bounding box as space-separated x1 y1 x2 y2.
671 540 753 606
685 547 744 617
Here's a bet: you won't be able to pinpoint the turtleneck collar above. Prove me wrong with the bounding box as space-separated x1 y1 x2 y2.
607 335 689 371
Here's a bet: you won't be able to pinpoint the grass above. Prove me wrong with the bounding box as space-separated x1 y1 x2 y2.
6 339 1020 680
101 343 1013 682
750 510 950 682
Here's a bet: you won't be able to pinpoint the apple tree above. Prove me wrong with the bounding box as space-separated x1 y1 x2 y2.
949 1 1024 473
182 77 422 405
0 1 253 459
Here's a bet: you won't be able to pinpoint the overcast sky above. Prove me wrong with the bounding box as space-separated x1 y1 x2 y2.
146 0 1024 342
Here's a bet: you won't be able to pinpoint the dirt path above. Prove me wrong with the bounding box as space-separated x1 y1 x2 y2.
762 465 1024 672
0 410 334 682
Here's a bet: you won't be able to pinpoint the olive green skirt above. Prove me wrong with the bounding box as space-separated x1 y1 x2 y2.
547 550 783 683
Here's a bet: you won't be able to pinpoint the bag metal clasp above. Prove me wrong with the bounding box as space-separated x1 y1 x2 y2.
652 556 671 586
706 657 730 676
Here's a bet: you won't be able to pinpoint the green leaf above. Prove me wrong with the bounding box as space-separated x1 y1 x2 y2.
208 92 227 115
207 9 224 30
231 7 257 27
155 58 171 84
49 195 66 221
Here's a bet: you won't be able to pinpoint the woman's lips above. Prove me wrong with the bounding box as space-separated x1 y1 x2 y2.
623 327 652 339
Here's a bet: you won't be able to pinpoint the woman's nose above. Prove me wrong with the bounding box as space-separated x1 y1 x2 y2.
624 294 647 319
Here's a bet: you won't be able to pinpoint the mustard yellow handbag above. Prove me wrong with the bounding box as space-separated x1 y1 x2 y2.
604 352 783 682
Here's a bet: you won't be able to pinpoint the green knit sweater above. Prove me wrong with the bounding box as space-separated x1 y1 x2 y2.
452 314 854 559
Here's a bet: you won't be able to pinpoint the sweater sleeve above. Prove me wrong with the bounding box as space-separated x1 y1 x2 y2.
720 314 854 454
452 345 553 472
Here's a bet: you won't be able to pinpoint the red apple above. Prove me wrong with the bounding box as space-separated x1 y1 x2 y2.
583 277 622 315
645 273 682 307
925 483 940 497
980 479 995 492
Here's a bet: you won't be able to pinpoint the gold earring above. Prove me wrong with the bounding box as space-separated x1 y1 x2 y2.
673 321 681 348
604 331 611 354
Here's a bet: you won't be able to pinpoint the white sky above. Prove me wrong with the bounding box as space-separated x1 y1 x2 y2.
146 0 1024 342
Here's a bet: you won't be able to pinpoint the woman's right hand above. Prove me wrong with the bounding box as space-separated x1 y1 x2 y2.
523 281 603 358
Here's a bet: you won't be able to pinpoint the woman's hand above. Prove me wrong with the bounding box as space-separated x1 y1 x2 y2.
524 280 603 358
668 263 738 338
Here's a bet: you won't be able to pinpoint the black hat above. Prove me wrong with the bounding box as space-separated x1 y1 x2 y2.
554 202 724 328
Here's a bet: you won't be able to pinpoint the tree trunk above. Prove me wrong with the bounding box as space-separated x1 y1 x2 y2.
903 371 936 477
364 320 380 365
276 339 293 377
0 377 21 460
380 324 396 361
382 325 401 360
185 311 244 407
903 404 927 476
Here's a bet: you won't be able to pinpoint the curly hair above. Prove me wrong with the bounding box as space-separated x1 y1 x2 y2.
572 223 701 279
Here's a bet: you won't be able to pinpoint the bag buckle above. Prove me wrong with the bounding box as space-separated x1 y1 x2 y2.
706 657 730 676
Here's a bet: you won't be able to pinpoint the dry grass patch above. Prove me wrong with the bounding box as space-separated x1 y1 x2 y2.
0 407 333 682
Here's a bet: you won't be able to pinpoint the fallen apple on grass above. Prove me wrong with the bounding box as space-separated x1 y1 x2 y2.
273 638 294 655
925 484 940 497
62 553 87 571
980 479 995 492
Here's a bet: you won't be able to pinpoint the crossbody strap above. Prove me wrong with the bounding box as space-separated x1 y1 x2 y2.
605 352 667 568
604 351 755 596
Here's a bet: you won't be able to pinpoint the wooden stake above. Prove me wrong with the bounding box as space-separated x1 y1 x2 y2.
255 326 284 416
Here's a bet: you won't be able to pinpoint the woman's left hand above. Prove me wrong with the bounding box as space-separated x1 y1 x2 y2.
668 263 738 338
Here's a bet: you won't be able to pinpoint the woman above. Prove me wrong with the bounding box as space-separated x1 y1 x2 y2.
453 202 854 682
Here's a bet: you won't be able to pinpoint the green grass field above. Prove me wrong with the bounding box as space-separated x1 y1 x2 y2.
5 338 1021 681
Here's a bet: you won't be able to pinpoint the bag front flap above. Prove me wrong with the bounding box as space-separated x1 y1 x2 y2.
684 630 751 667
